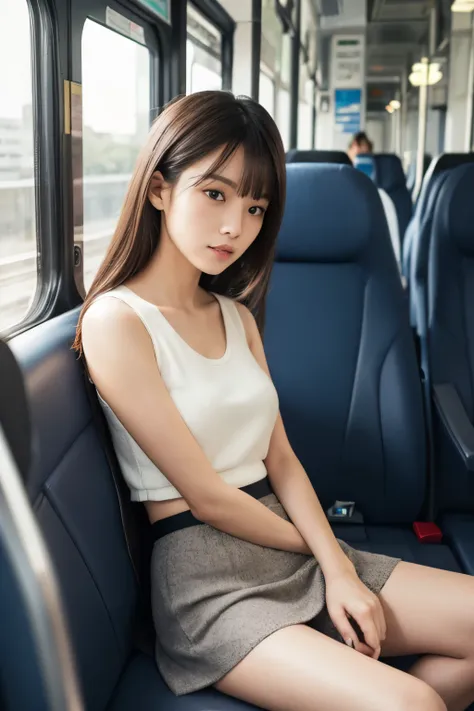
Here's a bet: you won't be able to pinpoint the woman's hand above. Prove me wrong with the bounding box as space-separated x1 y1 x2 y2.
325 568 387 659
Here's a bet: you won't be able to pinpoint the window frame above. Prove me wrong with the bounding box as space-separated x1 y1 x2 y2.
68 0 166 301
1 0 61 339
189 0 235 91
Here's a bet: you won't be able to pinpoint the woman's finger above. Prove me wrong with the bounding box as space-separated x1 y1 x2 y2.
329 608 376 656
351 605 381 659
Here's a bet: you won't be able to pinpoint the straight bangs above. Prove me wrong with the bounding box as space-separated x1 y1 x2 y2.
192 130 276 203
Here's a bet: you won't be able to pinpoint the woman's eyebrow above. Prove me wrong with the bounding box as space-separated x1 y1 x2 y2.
203 173 237 188
198 172 270 200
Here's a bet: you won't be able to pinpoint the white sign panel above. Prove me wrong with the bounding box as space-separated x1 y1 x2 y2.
106 7 145 44
332 35 364 89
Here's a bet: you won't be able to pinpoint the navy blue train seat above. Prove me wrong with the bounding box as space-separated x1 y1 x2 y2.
403 153 474 284
408 171 452 332
286 149 351 165
264 163 459 571
372 154 412 245
353 155 402 272
0 339 74 711
9 315 256 711
407 153 474 332
353 154 377 181
427 163 474 575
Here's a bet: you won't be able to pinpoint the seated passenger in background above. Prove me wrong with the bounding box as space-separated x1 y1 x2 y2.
348 131 373 163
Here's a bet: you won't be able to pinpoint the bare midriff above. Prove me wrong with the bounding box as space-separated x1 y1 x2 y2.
144 496 191 524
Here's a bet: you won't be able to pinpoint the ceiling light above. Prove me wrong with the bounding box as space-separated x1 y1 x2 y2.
451 1 474 12
385 105 394 114
409 61 443 87
389 100 401 110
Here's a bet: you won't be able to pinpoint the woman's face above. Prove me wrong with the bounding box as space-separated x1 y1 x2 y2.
149 146 270 275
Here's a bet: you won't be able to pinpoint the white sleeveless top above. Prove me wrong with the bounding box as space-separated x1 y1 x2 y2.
92 286 279 502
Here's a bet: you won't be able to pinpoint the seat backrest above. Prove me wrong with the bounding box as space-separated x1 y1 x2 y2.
402 217 416 282
353 156 401 267
423 152 474 191
406 154 431 197
409 171 451 333
353 154 377 182
408 153 474 332
264 164 426 524
428 163 474 512
0 537 53 711
286 149 352 165
373 154 412 242
0 340 53 711
9 311 140 711
0 339 84 711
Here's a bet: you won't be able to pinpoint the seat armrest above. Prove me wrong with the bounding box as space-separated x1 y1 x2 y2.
433 384 474 471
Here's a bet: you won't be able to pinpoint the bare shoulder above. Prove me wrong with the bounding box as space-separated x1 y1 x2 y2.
234 301 259 346
82 296 150 358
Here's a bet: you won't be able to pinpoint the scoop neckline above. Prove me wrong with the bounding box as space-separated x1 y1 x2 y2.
120 285 231 365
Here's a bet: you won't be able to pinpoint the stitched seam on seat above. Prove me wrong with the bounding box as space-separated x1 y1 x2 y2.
32 418 134 654
38 418 92 500
44 487 126 653
461 257 474 415
31 418 91 510
340 274 366 475
377 327 405 500
42 453 127 654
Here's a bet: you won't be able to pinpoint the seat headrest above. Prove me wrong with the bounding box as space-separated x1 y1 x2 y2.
277 163 376 262
414 153 474 213
0 340 31 480
373 154 406 192
443 163 474 255
432 152 474 177
354 155 376 182
286 149 351 166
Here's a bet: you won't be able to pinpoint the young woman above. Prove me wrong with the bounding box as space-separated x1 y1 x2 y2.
75 91 474 711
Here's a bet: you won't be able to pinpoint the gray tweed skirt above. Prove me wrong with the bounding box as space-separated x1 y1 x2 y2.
150 489 401 696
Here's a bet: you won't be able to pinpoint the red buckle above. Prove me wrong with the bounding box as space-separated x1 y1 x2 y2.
413 521 443 544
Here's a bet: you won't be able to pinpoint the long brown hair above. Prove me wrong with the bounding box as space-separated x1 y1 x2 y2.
73 90 286 355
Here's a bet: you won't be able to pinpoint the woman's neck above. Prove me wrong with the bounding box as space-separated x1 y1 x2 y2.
128 229 204 310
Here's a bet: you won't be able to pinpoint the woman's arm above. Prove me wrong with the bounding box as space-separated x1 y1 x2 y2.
82 298 312 555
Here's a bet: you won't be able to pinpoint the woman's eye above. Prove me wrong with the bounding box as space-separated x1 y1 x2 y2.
205 189 224 201
249 206 266 216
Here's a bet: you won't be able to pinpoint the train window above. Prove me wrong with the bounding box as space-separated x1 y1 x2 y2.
0 0 36 335
262 1 290 149
186 4 222 93
259 68 275 117
81 19 150 292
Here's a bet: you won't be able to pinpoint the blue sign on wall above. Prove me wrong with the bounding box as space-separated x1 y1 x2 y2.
334 88 361 134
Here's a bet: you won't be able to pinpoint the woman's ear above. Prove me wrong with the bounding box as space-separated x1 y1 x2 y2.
148 171 167 211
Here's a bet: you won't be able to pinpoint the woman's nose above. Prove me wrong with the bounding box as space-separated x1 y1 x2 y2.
219 207 243 238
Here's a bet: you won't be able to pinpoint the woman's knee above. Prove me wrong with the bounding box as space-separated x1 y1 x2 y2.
392 678 447 711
